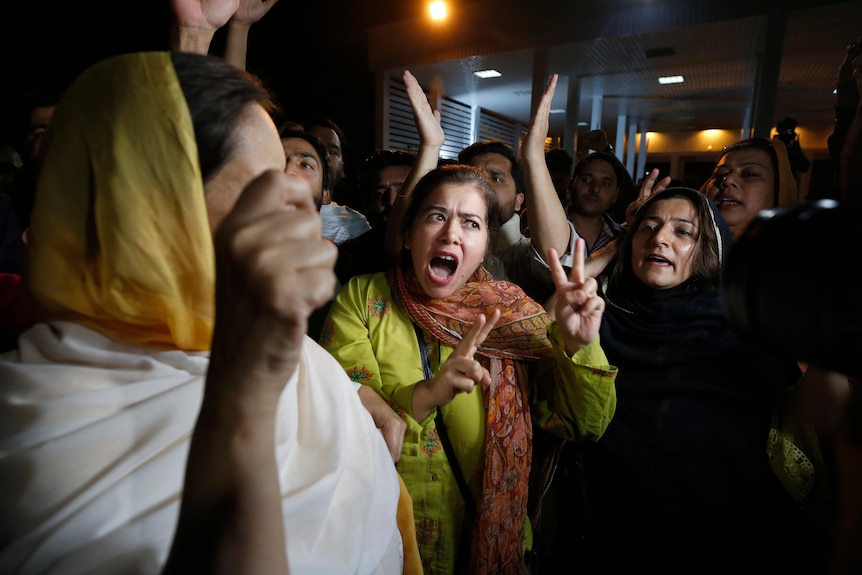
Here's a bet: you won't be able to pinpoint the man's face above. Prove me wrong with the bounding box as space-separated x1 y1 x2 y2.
568 159 619 218
371 164 411 221
282 137 326 210
463 152 522 223
306 125 344 192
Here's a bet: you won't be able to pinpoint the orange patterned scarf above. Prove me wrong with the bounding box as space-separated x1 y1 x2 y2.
389 264 554 575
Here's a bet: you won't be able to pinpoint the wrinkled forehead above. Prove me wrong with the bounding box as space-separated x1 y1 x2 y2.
375 163 412 184
281 136 323 162
647 197 698 223
466 152 512 174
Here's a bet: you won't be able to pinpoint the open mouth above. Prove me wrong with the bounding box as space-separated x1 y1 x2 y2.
716 196 740 207
430 254 458 280
646 255 671 266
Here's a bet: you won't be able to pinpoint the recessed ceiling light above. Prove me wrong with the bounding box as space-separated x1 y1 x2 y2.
550 109 566 114
658 75 684 85
474 69 502 79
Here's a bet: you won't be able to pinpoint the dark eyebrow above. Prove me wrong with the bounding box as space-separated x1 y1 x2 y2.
644 214 696 226
717 160 768 170
422 205 483 222
738 161 769 169
288 151 320 161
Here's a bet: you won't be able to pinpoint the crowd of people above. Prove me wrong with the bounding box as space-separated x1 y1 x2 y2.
0 1 860 575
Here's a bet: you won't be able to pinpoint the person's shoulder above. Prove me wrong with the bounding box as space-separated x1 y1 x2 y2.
338 203 371 226
341 270 390 293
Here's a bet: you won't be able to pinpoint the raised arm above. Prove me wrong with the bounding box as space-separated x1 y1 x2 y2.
170 0 240 54
162 172 338 575
384 70 444 263
224 0 280 69
520 74 571 259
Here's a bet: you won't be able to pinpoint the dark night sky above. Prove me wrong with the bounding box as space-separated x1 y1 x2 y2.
1 0 430 170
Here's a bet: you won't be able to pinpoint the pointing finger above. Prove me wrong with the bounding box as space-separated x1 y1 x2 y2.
455 309 500 358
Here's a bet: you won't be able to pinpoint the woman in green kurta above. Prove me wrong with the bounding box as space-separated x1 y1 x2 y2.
321 165 617 575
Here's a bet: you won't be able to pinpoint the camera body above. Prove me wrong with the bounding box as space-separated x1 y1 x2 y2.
722 199 861 378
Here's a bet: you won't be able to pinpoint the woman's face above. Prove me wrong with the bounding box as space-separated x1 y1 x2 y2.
404 183 489 299
703 147 774 240
631 197 700 289
204 103 287 234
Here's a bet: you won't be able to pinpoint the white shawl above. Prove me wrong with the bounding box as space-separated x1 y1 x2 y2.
0 322 401 575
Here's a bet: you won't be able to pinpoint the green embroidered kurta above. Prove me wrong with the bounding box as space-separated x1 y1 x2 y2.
321 272 616 575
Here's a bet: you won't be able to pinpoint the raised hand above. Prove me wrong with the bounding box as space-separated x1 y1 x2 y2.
385 71 445 263
412 309 501 421
521 74 558 160
209 170 338 399
520 74 571 262
171 0 240 53
582 129 610 152
404 70 444 150
625 168 671 227
231 0 279 24
548 239 605 355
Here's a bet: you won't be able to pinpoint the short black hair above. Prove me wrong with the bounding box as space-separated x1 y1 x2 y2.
277 123 331 195
302 114 348 151
171 52 280 183
458 140 524 194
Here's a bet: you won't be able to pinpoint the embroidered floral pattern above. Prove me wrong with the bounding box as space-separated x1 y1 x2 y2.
421 428 441 457
415 518 437 545
318 320 334 346
346 365 373 384
367 296 391 318
385 396 407 419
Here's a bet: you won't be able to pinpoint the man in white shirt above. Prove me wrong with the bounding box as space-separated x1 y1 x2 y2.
305 117 371 244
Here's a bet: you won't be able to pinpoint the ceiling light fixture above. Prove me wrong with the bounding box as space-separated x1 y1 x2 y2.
429 1 447 20
474 69 502 79
550 109 566 114
658 75 684 85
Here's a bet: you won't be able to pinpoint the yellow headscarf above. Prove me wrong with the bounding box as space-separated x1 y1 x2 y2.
767 138 801 207
28 52 215 350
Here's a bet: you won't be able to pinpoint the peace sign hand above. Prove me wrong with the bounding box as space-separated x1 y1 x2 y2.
411 309 501 421
549 239 605 355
